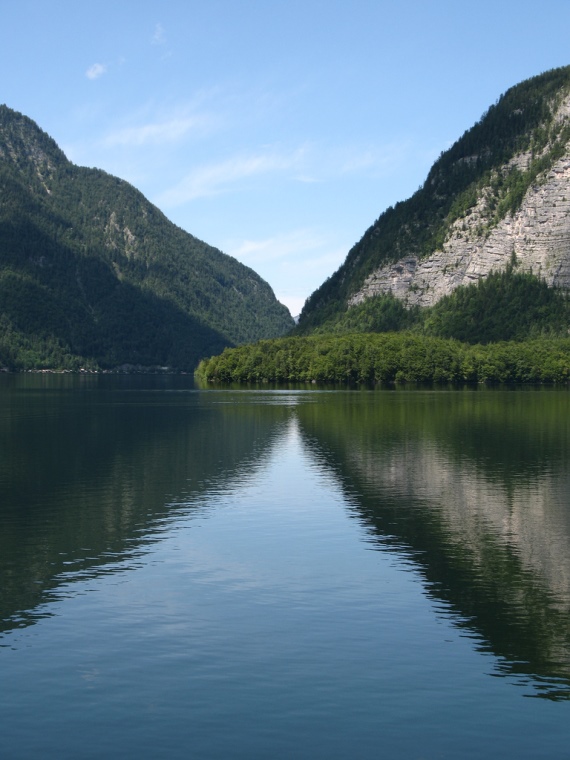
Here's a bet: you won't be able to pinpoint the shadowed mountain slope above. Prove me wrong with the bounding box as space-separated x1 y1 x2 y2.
0 106 294 370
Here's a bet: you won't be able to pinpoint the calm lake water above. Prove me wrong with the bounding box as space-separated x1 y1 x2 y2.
1 375 570 758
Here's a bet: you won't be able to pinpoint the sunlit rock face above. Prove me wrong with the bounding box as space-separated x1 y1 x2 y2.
349 97 570 309
347 440 570 612
295 386 570 698
341 431 570 689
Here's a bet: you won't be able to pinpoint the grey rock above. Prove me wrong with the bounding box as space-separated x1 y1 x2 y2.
349 96 570 309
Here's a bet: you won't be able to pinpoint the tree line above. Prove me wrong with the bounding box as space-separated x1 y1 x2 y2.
195 333 570 385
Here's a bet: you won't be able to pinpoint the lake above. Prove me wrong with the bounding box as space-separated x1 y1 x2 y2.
1 375 569 758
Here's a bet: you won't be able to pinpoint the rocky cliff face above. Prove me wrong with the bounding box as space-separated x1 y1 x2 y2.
349 95 570 309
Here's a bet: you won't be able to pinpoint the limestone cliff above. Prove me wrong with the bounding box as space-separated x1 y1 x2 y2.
298 65 570 330
350 96 570 308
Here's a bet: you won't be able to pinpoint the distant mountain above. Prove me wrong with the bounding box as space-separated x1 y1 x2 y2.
0 106 293 371
298 65 570 335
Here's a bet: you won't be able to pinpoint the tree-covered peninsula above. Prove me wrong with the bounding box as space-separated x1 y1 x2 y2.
197 265 570 385
198 66 570 385
196 334 570 385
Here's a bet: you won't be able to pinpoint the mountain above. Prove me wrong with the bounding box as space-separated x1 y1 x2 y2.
298 66 570 334
0 106 294 371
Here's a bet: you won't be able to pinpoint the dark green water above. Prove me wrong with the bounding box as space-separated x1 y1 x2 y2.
1 376 569 758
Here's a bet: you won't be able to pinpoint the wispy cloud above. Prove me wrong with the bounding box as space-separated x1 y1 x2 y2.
274 246 345 313
152 23 166 46
86 63 107 80
263 140 415 185
102 115 212 147
331 141 414 178
225 230 347 316
158 148 306 205
228 229 327 264
294 174 321 184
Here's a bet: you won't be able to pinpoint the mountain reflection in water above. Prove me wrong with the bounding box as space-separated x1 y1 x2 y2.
295 389 570 700
1 377 570 710
0 376 291 634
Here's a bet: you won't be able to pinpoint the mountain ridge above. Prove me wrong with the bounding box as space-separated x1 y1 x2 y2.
0 105 294 370
297 65 570 332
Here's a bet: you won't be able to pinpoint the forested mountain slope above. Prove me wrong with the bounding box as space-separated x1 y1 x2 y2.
0 106 293 370
298 65 570 333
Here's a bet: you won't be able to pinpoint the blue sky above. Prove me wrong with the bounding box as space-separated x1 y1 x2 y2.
3 1 570 315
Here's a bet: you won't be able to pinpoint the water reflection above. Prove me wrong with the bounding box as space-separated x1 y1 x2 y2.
295 389 570 699
0 377 291 636
2 379 570 703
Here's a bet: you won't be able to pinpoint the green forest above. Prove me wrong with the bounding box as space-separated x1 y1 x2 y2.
4 66 570 376
196 268 570 385
0 106 293 372
196 333 570 385
297 65 570 332
308 265 570 342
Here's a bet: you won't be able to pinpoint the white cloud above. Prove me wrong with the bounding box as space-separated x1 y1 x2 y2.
152 23 166 45
340 149 382 173
324 141 414 178
103 116 210 147
294 174 321 184
287 247 346 272
228 229 327 264
224 230 347 317
225 231 346 278
86 63 107 80
272 140 415 184
157 149 305 205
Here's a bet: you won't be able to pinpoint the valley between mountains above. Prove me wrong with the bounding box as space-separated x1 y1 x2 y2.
5 66 570 378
